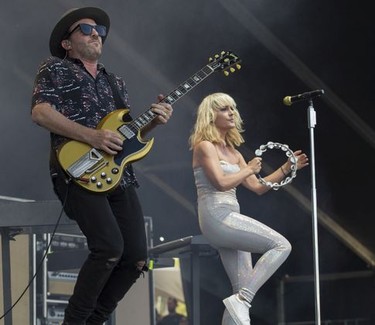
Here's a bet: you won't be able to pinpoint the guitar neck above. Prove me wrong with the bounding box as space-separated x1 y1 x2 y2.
162 64 216 105
130 63 216 131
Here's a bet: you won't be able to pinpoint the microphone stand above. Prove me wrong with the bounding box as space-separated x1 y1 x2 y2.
307 98 321 325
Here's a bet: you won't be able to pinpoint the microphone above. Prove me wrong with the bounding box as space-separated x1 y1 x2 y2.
283 89 324 106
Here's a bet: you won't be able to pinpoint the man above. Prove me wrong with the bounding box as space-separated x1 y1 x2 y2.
157 297 187 325
31 7 173 325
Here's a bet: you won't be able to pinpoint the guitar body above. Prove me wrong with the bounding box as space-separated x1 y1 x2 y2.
57 51 241 193
57 109 154 193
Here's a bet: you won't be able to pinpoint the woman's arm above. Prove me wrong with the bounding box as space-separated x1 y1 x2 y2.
193 141 260 191
241 150 309 195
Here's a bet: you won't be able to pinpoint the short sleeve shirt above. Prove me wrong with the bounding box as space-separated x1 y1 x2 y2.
31 56 138 187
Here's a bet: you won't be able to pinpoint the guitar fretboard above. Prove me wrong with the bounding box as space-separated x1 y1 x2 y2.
128 64 216 133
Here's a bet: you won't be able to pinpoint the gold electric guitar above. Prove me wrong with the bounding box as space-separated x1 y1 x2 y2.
57 51 241 193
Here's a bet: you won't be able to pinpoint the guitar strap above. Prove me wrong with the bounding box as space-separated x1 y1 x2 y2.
106 73 132 122
106 72 124 108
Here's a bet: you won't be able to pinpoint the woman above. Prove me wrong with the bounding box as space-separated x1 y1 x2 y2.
189 93 308 325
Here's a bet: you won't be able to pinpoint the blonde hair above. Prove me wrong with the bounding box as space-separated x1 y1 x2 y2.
189 93 245 150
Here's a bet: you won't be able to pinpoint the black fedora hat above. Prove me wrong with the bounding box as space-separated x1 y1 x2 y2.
49 7 110 58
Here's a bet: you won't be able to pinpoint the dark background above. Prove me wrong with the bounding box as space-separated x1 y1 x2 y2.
1 0 374 324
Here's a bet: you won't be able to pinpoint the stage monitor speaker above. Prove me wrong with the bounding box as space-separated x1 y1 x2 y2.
115 272 151 324
0 234 31 325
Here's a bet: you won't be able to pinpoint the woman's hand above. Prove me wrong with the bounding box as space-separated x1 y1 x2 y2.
284 150 309 172
248 157 262 175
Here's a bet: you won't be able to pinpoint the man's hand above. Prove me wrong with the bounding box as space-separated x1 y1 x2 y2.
151 94 173 125
89 128 123 155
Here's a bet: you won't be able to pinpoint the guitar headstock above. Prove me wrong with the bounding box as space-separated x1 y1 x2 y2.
208 51 242 76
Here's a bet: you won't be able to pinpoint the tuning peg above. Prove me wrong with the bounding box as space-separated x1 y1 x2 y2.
223 70 229 76
236 64 241 70
208 57 213 62
214 54 220 59
230 67 235 73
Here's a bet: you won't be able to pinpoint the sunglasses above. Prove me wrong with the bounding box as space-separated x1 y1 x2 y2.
66 23 107 38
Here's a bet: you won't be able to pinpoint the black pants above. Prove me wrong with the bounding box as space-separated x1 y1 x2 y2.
53 173 148 324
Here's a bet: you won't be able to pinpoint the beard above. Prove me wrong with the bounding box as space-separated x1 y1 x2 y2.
78 41 102 61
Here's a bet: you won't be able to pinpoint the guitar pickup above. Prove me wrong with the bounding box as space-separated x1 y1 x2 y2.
118 124 135 140
66 148 104 178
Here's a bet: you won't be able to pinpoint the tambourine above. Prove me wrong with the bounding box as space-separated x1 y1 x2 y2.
255 141 298 190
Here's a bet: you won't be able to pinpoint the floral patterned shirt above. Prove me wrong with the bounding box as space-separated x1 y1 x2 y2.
31 56 138 188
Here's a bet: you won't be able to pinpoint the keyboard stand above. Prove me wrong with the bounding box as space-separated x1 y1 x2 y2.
148 235 217 325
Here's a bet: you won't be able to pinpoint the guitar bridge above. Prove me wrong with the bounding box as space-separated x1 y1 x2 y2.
66 148 104 178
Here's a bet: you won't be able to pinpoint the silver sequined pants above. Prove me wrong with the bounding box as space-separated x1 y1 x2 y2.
198 195 291 301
